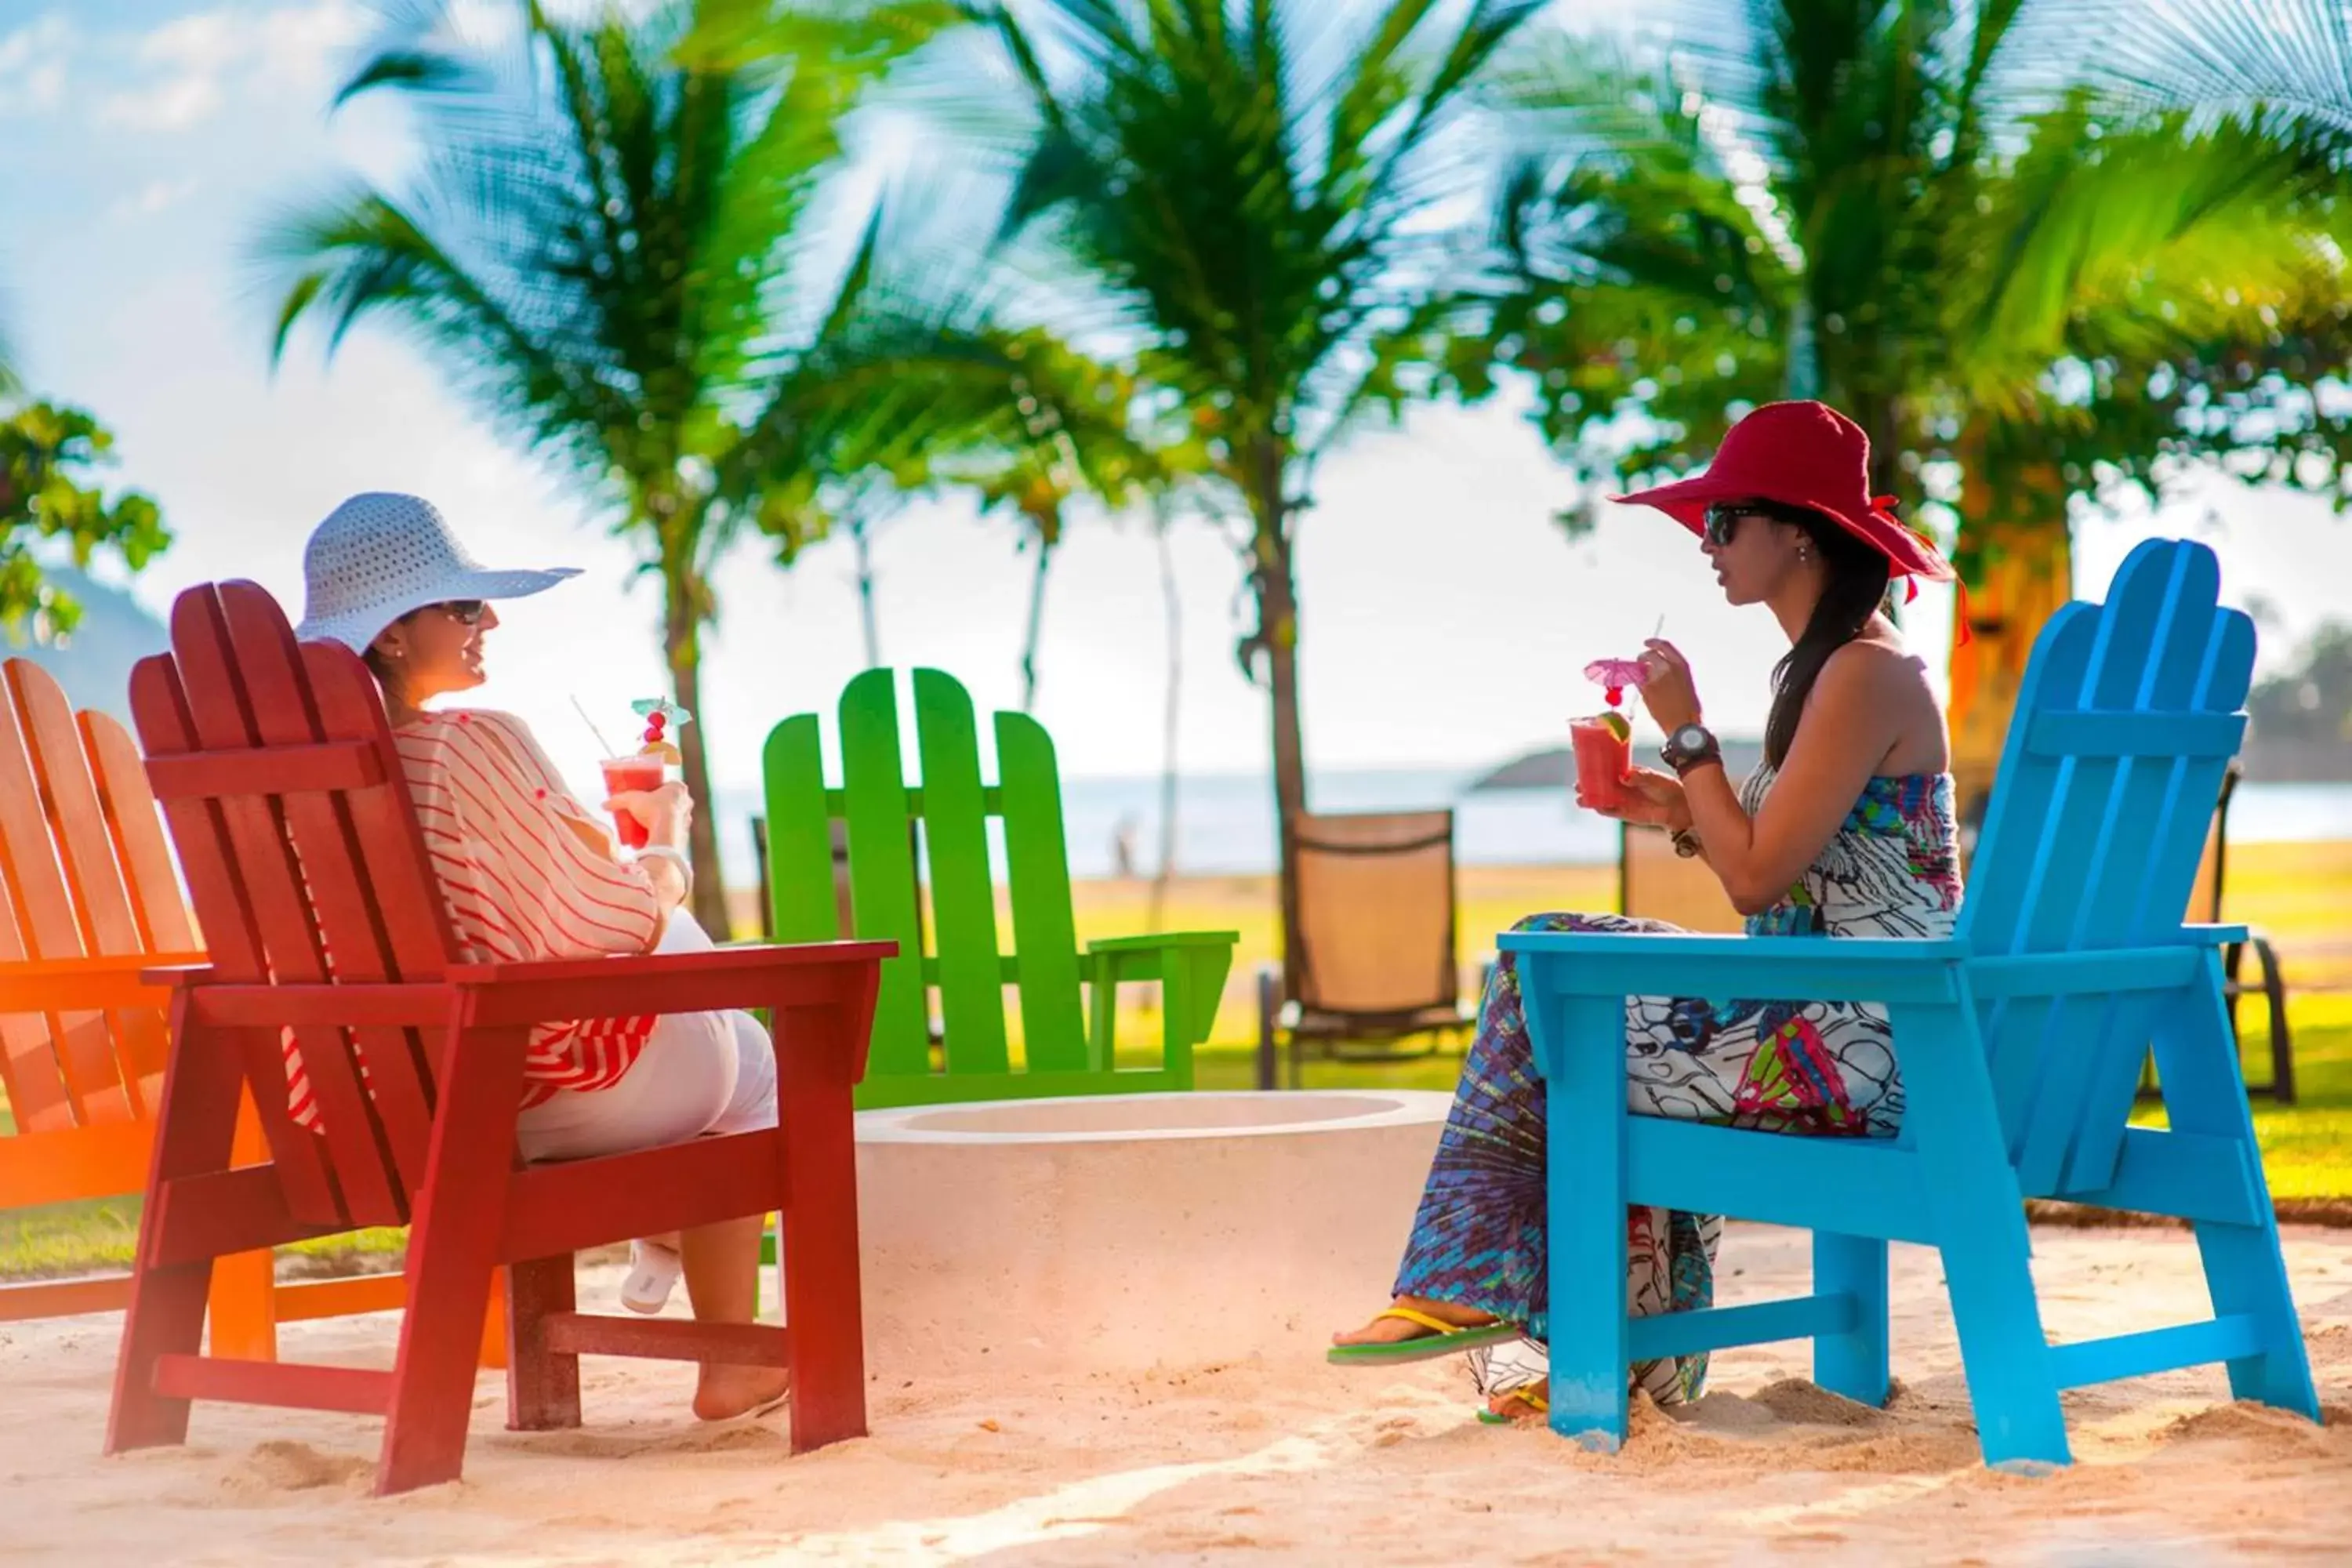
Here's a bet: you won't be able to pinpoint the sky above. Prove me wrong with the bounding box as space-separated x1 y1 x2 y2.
4 0 2350 800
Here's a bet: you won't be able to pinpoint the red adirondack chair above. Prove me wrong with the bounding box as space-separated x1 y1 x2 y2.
104 582 891 1495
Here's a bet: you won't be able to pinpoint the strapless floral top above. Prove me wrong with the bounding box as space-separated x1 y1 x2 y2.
1737 767 1963 939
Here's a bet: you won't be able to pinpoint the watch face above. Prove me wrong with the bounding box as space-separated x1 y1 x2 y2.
1673 725 1708 751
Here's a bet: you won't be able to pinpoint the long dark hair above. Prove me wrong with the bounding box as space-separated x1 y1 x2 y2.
1759 503 1893 768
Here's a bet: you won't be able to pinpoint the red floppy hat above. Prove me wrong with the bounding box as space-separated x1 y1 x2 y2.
1610 401 1959 587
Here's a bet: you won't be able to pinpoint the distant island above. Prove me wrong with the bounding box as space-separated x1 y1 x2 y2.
4 568 169 725
1468 737 1767 793
1471 731 2344 789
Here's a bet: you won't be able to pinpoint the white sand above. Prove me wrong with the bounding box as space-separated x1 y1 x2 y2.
9 1225 2352 1565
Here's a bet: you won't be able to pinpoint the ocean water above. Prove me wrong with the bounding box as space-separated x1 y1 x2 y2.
709 771 2352 888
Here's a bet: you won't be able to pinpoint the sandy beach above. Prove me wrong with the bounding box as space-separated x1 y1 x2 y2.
11 1223 2352 1565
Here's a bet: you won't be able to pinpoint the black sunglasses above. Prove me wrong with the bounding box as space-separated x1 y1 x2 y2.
1703 499 1809 547
1701 503 1751 547
436 599 489 625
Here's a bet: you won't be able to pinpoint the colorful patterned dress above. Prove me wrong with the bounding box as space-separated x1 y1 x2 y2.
1389 767 1962 1405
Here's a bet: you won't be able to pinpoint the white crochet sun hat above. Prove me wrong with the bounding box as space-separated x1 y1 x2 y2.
294 492 579 652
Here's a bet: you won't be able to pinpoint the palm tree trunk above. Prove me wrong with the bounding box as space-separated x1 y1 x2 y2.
1018 532 1055 713
850 515 880 667
1784 293 1820 402
1147 504 1181 935
1948 427 2071 837
661 574 732 937
1246 438 1308 971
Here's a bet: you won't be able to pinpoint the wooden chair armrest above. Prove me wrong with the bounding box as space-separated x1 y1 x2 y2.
451 940 898 1027
1084 931 1241 956
0 952 207 1011
1502 932 1968 1007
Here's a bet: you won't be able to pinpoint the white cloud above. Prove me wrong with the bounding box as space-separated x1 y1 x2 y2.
96 1 365 133
106 177 201 220
0 15 74 118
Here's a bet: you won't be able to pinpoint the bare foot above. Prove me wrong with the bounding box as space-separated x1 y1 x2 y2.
1486 1386 1546 1423
693 1363 790 1421
1329 1294 1498 1348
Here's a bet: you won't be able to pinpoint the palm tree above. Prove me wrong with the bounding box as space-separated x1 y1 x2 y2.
2 401 171 642
1475 2 2352 819
936 0 1545 947
263 0 1099 933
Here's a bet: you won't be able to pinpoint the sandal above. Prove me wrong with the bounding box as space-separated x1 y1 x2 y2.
1327 1306 1521 1366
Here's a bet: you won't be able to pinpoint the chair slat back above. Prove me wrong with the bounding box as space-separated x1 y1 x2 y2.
910 671 1011 1076
1 659 170 1129
834 671 934 1079
994 709 1088 1072
131 583 459 1228
763 668 1097 1101
1956 541 2253 1191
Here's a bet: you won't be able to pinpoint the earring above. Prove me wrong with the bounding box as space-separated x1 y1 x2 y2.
1795 544 1812 563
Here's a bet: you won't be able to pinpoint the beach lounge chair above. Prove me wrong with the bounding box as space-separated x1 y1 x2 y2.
0 656 407 1356
1512 538 2318 1468
2191 760 2293 1101
760 668 1237 1109
103 583 890 1495
1255 809 1475 1089
1617 821 1744 935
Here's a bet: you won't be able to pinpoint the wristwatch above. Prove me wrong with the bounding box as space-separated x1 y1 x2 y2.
1659 722 1722 778
1669 827 1703 859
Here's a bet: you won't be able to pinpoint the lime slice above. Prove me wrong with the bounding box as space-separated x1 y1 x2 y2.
1599 711 1631 742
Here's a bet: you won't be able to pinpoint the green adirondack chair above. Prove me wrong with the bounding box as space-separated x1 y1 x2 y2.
760 668 1238 1109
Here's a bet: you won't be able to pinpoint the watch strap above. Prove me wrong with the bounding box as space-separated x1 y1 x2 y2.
1659 724 1722 778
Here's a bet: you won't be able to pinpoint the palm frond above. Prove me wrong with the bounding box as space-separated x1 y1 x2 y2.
2069 0 2352 136
1947 100 2352 414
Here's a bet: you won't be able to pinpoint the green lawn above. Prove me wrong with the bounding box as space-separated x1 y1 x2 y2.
20 996 2341 1283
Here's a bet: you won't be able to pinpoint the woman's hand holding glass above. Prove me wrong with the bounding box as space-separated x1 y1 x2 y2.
602 780 693 849
1577 766 1693 833
601 781 695 910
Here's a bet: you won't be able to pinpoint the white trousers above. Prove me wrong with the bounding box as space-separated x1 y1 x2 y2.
512 912 779 1164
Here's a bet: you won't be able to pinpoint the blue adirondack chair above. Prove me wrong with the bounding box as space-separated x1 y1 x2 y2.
1507 537 2318 1468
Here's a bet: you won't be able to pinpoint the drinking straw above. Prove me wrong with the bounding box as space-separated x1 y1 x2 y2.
1624 615 1667 731
569 694 621 758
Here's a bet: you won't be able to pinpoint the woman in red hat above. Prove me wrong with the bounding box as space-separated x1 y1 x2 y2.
1329 401 1965 1422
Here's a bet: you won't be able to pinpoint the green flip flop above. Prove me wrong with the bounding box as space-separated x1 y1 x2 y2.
1327 1306 1520 1366
1476 1384 1549 1425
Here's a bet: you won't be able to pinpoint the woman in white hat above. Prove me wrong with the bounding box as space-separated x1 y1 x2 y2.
296 492 785 1424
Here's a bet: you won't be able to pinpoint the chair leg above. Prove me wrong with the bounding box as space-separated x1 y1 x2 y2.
377 1026 528 1497
2252 935 2293 1105
1895 1000 2069 1468
776 999 869 1455
1535 992 1631 1450
504 1254 582 1432
107 1010 252 1454
2154 968 2319 1420
1810 1232 1889 1407
205 1250 279 1363
1255 967 1279 1092
204 1094 280 1362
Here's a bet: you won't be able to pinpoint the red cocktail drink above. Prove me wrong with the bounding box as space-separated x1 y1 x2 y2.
1570 715 1633 812
599 754 666 849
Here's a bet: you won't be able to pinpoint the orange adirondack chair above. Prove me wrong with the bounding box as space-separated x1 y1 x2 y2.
105 583 887 1494
0 656 439 1355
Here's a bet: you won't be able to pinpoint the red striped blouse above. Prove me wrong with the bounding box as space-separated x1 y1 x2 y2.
285 709 662 1124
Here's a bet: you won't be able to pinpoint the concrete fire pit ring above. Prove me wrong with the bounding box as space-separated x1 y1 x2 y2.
848 1090 1452 1377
